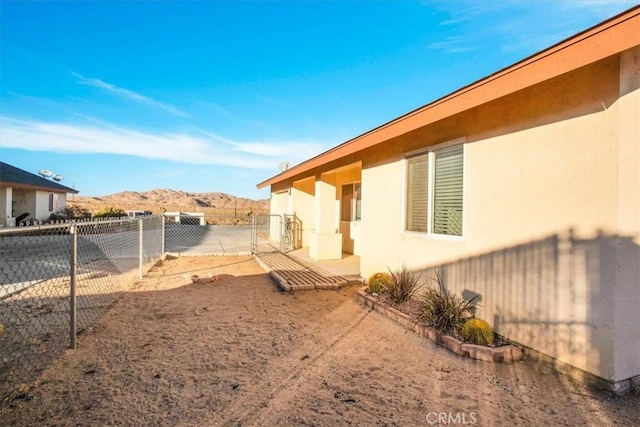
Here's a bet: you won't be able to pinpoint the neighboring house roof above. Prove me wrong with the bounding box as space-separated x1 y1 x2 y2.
0 162 79 194
257 6 640 189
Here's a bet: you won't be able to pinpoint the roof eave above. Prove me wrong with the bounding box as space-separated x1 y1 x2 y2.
257 5 640 190
0 181 79 194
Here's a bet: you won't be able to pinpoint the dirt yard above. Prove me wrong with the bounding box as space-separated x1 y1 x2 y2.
1 256 638 426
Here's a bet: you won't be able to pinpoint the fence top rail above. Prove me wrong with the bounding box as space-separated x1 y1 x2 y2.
0 216 164 235
0 223 71 235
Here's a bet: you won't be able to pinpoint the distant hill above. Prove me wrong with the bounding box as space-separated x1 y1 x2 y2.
68 188 269 216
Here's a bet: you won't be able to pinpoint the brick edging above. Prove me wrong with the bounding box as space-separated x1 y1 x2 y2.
357 289 522 363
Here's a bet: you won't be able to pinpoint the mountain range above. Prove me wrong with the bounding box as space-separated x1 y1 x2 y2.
68 188 269 215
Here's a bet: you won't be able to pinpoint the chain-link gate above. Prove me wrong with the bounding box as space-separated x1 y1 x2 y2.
251 214 301 254
282 214 302 252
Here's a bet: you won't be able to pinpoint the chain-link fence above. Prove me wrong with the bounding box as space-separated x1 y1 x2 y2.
0 216 163 404
0 212 290 404
164 212 275 255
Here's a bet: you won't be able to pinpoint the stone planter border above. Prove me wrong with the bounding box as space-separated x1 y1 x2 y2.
357 288 522 363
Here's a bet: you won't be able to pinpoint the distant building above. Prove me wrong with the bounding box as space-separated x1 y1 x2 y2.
0 162 79 227
125 210 153 218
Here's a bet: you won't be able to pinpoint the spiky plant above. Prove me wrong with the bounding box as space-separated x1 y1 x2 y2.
383 264 421 305
417 272 477 335
461 318 494 346
367 272 392 294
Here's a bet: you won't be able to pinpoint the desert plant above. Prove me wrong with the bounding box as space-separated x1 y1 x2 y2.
367 272 393 294
418 272 477 335
64 205 91 220
461 318 494 346
384 264 421 305
93 207 126 219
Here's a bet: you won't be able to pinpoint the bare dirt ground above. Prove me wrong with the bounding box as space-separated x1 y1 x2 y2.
2 256 638 426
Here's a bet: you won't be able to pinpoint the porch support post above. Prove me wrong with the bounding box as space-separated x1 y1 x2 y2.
309 174 342 260
1 187 13 227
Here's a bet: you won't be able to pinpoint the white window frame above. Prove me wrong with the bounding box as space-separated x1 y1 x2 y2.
402 138 465 240
341 181 362 222
48 193 58 212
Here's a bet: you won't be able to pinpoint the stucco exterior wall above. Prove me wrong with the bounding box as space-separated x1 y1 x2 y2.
359 52 639 386
292 178 315 247
269 190 291 241
12 189 36 220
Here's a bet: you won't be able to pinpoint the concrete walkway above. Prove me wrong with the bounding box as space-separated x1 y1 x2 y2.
256 252 361 292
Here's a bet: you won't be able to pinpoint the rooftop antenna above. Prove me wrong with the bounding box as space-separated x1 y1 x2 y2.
38 169 53 178
278 161 290 172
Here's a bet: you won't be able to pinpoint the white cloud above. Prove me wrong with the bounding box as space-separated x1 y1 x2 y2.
428 36 477 53
71 72 188 117
0 116 324 170
192 129 326 162
429 0 638 55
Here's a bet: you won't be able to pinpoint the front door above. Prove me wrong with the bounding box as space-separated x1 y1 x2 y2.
340 183 361 254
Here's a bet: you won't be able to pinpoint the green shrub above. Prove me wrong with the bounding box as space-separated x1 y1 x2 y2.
461 318 494 346
418 272 476 335
93 207 126 219
384 264 421 305
367 272 392 294
47 212 67 222
45 206 91 223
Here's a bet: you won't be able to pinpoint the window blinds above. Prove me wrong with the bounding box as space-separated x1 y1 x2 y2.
406 153 428 232
432 145 463 236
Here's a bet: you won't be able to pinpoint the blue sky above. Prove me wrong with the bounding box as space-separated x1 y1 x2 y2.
1 0 637 200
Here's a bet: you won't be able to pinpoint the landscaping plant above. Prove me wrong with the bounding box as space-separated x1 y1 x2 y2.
367 272 392 294
93 207 126 219
384 264 422 305
418 272 477 336
461 318 494 346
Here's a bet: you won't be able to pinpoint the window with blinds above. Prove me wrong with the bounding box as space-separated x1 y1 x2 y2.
405 143 464 236
433 145 463 236
406 153 428 232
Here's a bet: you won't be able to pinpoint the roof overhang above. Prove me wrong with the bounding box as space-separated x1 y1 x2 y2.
0 181 79 194
257 6 640 190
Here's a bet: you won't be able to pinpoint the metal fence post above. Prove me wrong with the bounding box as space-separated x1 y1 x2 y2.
161 214 166 255
139 218 144 279
69 223 77 349
279 215 284 252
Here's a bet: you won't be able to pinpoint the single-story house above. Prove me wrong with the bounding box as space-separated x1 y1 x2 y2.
0 162 79 227
257 8 640 393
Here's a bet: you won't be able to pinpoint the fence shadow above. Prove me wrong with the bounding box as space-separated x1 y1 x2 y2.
416 229 640 391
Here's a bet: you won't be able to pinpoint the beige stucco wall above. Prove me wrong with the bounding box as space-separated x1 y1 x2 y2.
292 177 315 247
35 191 67 220
12 189 36 221
359 51 639 386
269 190 290 241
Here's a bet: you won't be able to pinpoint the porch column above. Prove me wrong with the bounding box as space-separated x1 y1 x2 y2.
0 187 12 227
309 174 342 260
